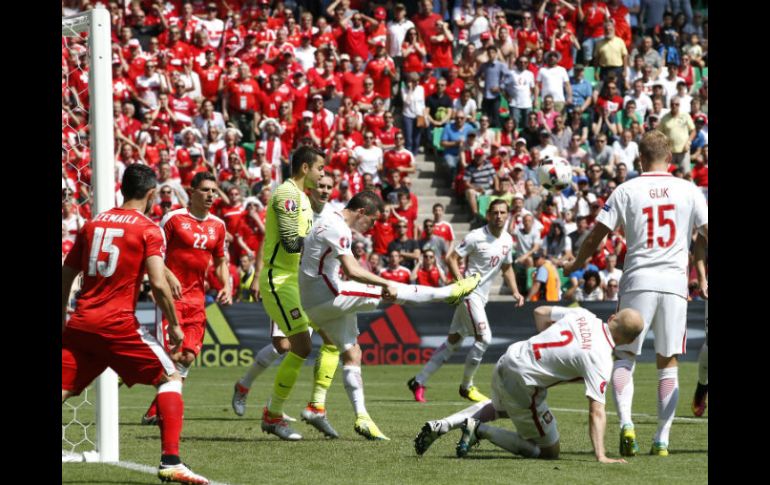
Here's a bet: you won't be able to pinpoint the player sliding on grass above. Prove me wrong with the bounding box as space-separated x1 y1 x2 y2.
232 174 343 439
408 199 524 403
414 305 643 464
62 165 210 484
141 172 232 426
300 191 482 440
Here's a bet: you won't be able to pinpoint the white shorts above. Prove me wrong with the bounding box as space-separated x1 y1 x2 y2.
616 290 688 358
304 281 383 351
449 294 491 342
491 355 560 447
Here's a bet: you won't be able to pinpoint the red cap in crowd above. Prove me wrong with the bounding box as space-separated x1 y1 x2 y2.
474 148 485 157
374 7 387 20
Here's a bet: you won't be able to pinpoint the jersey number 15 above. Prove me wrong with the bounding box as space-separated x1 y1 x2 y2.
88 227 124 277
642 204 676 249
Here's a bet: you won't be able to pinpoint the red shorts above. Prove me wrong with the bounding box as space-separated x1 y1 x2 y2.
62 325 177 395
159 300 207 357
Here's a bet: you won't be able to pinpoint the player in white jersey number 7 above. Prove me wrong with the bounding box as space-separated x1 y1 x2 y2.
414 305 644 463
408 199 525 403
565 131 709 457
299 191 482 440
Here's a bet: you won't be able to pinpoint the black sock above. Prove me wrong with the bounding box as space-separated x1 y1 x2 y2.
161 454 181 466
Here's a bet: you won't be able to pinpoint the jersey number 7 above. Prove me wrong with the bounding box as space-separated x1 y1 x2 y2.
532 330 573 360
642 204 676 249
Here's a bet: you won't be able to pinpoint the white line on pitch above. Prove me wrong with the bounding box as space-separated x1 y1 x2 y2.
110 460 234 485
549 407 707 423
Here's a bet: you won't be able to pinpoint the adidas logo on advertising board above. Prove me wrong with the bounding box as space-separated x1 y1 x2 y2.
358 305 434 365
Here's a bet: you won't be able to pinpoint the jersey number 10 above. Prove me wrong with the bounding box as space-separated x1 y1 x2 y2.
88 227 124 277
642 204 676 249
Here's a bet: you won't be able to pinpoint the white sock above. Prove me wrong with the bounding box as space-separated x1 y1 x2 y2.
394 283 452 304
462 340 488 388
157 380 183 395
343 365 367 416
416 339 462 385
697 342 708 386
654 367 679 444
175 362 190 379
477 423 540 458
611 359 636 428
441 400 495 431
240 345 281 388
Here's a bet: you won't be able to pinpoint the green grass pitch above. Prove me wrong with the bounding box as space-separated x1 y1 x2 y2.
62 363 707 485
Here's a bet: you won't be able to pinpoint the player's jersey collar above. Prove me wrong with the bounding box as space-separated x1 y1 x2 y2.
602 322 616 349
185 208 210 222
640 171 672 177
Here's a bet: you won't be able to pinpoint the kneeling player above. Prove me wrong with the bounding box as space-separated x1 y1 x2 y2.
414 305 643 464
299 191 481 440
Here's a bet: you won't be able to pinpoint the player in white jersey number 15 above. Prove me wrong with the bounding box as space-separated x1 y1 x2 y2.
408 199 524 403
298 191 482 440
565 131 708 457
413 305 644 463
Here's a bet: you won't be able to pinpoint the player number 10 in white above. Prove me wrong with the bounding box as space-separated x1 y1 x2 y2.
88 227 124 277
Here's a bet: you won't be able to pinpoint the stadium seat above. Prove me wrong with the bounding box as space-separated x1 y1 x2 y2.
432 126 445 153
242 142 256 161
702 67 708 79
584 66 598 87
525 267 537 290
500 96 510 118
477 194 491 217
692 67 702 91
558 267 571 292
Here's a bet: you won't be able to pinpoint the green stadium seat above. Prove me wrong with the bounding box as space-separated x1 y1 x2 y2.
432 126 444 153
702 67 708 79
242 142 256 161
477 194 491 218
584 66 598 87
526 267 537 290
558 267 571 292
500 96 510 118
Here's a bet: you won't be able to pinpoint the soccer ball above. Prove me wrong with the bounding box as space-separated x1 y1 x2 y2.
537 157 573 191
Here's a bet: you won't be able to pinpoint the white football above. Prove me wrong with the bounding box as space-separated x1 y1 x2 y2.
537 157 573 191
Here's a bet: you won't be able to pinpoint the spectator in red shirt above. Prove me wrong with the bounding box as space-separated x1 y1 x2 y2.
340 12 370 61
411 249 446 287
372 205 397 256
365 43 397 109
578 0 609 64
223 64 263 144
380 250 413 284
412 0 442 56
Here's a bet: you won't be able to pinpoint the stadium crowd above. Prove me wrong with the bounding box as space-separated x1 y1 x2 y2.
62 0 708 304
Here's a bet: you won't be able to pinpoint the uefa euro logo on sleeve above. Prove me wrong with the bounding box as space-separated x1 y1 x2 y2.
285 199 298 212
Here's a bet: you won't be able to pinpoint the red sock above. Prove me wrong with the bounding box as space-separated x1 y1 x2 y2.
145 396 158 418
157 391 183 457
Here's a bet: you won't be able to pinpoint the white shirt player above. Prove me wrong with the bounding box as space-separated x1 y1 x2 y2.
596 172 708 298
299 210 353 309
505 307 615 404
313 203 335 223
454 225 514 303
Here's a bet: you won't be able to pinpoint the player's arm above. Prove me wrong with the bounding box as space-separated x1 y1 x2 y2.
501 263 524 306
445 247 464 281
589 398 627 464
339 253 394 288
693 231 707 300
564 222 611 274
214 255 233 305
274 187 304 253
146 255 184 353
251 243 264 301
164 267 183 299
61 264 80 332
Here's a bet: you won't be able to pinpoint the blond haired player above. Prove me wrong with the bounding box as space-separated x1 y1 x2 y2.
299 191 481 440
565 130 709 456
414 305 644 464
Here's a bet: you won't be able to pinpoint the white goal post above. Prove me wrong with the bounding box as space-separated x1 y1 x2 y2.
62 5 118 463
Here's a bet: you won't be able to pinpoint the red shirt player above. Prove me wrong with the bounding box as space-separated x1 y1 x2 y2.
62 164 210 484
141 171 232 426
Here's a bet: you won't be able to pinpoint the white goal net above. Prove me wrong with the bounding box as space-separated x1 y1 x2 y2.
62 6 118 463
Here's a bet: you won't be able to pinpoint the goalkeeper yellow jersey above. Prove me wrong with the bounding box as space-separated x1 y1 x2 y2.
261 178 313 273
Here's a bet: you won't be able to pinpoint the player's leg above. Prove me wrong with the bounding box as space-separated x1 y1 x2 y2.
106 327 209 484
409 303 467 401
260 273 311 440
457 371 549 459
692 301 708 417
460 297 492 402
62 328 109 403
232 321 289 416
387 272 481 305
301 326 341 439
650 292 688 456
612 290 654 456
